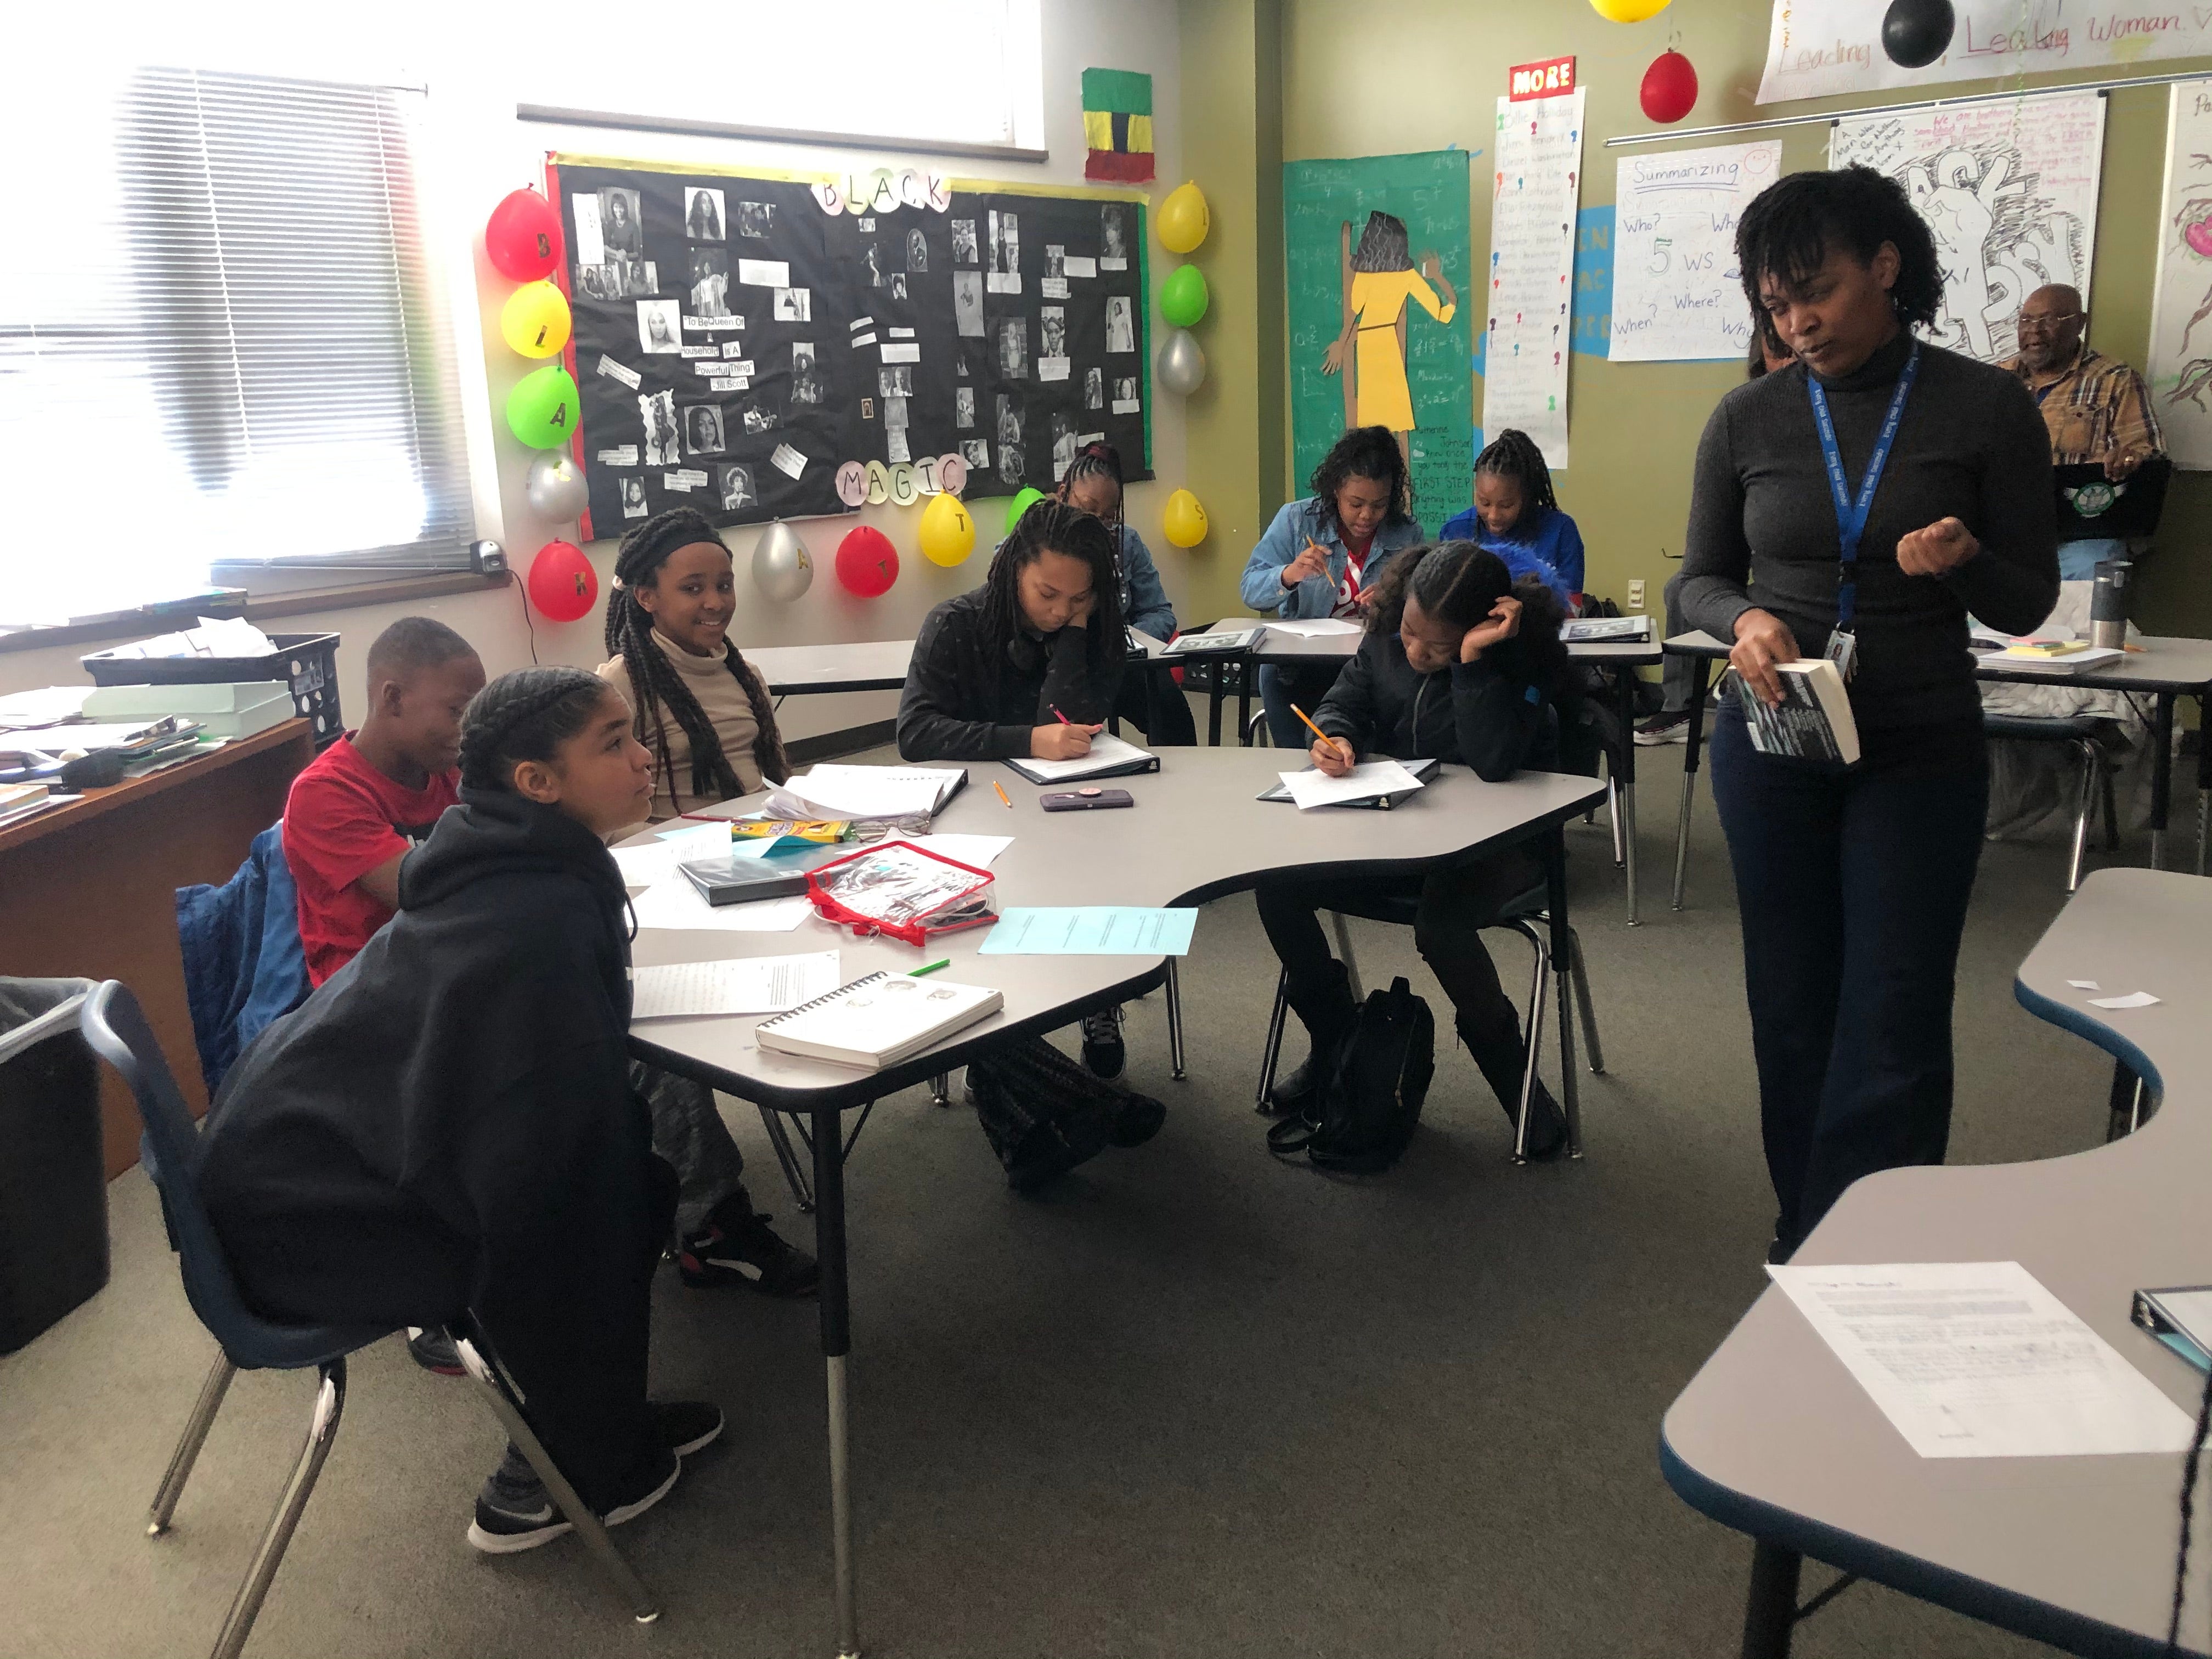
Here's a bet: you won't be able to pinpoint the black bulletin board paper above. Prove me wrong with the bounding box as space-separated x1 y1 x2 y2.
546 158 1152 543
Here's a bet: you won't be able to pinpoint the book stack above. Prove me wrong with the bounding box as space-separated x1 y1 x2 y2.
0 781 56 832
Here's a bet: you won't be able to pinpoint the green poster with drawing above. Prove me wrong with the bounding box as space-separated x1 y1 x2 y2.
1283 149 1473 534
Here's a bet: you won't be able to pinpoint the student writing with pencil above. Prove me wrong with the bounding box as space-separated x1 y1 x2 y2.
1253 541 1571 1158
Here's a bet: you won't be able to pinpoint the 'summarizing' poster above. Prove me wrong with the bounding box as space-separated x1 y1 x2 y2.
549 159 1150 539
2147 80 2212 470
1485 90 1583 468
1829 93 2104 365
1758 0 2212 104
1609 140 1781 363
1283 149 1474 535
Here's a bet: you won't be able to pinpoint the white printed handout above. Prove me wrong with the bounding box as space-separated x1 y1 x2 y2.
629 882 815 934
630 953 842 1019
1769 1260 2194 1458
1280 759 1427 810
1610 142 1781 362
1485 89 1584 466
1830 94 2104 364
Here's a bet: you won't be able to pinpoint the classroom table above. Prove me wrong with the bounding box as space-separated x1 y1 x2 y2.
0 719 315 1173
1231 626 1663 921
1661 866 2212 1658
1662 630 2212 911
622 747 1608 1659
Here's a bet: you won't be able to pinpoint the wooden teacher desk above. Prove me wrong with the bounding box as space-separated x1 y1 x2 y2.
0 719 314 1175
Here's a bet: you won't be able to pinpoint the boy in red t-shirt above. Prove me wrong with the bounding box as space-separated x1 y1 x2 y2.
285 618 484 987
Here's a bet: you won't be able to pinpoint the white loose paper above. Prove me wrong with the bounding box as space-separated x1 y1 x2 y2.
850 332 878 348
1485 89 1584 466
737 258 791 288
1063 256 1097 279
596 445 639 466
631 952 841 1019
908 833 1013 869
2067 980 2102 990
770 443 808 480
2089 991 2162 1009
888 326 915 340
879 343 921 364
595 353 642 390
1769 1261 2194 1458
1609 142 1781 362
629 882 815 934
1279 759 1426 810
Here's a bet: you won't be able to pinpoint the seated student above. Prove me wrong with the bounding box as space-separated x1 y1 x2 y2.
1239 425 1426 749
1437 430 1585 608
897 500 1169 1188
201 668 724 1553
1054 439 1198 746
1254 542 1570 1158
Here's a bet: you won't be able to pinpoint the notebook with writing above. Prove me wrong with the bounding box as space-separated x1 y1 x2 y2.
754 971 1003 1069
1003 732 1160 785
1256 755 1439 809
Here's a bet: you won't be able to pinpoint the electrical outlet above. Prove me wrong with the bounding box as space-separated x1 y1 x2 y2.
1628 578 1646 610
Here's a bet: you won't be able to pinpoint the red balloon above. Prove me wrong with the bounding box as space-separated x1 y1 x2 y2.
835 526 900 598
1640 50 1699 124
527 539 598 623
487 189 562 281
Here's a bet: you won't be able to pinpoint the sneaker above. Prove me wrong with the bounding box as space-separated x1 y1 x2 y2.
653 1399 725 1458
678 1208 819 1297
406 1327 463 1376
1262 1051 1331 1120
1107 1091 1166 1148
465 1401 719 1555
1508 1080 1570 1161
1634 709 1693 746
1080 1006 1126 1079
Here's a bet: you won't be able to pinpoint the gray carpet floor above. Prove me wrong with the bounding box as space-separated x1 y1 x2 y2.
0 737 2123 1658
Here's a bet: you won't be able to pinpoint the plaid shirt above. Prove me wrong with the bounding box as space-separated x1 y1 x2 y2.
2007 345 2164 467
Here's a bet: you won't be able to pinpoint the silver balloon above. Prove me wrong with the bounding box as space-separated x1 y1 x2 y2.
524 449 589 520
1157 327 1207 396
752 521 815 602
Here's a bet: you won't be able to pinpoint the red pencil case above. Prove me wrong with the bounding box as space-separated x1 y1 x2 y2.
803 839 997 947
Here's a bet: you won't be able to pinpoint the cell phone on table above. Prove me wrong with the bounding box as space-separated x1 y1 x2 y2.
1040 788 1133 812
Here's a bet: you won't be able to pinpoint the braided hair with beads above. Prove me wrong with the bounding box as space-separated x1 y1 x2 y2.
1472 429 1558 524
458 667 616 793
977 498 1127 701
603 508 789 811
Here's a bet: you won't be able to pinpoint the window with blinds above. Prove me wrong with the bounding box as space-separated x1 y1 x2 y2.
0 65 472 625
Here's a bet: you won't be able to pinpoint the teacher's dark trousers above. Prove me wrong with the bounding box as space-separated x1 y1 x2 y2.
1709 709 1988 1255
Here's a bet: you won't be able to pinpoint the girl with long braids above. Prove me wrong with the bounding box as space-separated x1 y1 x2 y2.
1239 424 1427 749
1052 438 1197 745
597 507 789 822
200 668 725 1553
897 501 1169 1189
1437 428 1587 607
1253 543 1572 1159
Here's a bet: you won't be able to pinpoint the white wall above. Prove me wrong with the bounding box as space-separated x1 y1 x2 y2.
1 0 1187 745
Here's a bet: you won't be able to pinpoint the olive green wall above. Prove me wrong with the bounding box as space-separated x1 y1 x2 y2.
1183 0 2212 634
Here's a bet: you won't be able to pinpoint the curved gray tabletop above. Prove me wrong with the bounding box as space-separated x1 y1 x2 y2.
1661 867 2212 1657
626 747 1604 1111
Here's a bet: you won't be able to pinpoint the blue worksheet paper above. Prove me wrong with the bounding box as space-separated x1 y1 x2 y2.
977 907 1199 956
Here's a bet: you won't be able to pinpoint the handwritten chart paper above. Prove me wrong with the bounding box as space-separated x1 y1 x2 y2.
1485 90 1583 466
1830 94 2104 365
1610 142 1781 362
2147 81 2212 469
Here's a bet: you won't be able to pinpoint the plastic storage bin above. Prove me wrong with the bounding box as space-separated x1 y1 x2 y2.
82 632 342 747
0 979 108 1352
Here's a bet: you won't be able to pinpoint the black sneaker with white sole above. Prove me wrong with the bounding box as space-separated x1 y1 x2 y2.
678 1207 818 1297
405 1327 463 1376
1080 1006 1125 1079
1634 709 1694 746
465 1401 722 1555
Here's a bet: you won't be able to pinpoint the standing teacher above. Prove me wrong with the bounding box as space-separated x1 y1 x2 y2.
1678 167 2058 1262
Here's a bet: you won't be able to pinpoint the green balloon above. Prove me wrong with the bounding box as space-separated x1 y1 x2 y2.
1005 487 1046 533
506 364 579 449
1160 263 1210 329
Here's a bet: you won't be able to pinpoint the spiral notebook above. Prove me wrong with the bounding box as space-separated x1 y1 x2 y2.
754 971 1002 1069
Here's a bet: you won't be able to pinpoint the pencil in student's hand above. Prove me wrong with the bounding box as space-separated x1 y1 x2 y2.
1289 703 1350 759
993 780 1013 809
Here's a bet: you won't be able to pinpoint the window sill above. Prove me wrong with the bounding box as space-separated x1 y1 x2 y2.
0 571 511 657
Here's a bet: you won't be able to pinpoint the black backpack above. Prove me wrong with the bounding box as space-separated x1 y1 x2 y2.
1267 977 1435 1173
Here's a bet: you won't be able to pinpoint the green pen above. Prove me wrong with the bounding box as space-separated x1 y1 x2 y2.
909 959 951 977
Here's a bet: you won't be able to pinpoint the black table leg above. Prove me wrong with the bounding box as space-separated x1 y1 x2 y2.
1741 1539 1803 1659
1238 656 1255 747
2150 690 2176 871
1615 663 1640 926
1543 824 1582 1156
1672 657 1714 911
1206 666 1224 747
2197 691 2210 877
811 1107 860 1659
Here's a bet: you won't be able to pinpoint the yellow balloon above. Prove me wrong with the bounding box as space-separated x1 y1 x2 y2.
1163 488 1209 549
501 281 572 358
1158 181 1210 255
1590 0 1671 19
918 490 977 567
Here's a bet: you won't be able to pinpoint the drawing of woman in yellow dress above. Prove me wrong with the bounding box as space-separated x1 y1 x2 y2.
1321 211 1458 466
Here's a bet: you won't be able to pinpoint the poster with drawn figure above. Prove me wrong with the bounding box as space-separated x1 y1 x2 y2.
1758 0 2212 104
1609 140 1781 362
1284 148 1475 529
1830 93 2104 365
1485 92 1583 469
2147 80 2212 469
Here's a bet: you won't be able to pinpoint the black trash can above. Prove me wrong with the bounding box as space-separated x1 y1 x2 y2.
0 978 108 1352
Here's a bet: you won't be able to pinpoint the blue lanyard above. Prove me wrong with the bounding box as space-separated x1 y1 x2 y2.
1807 340 1920 630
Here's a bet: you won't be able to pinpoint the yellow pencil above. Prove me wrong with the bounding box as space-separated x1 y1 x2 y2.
993 780 1013 809
1288 703 1351 761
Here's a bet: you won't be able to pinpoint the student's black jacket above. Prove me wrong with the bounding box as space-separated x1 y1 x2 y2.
197 788 662 1329
1313 631 1559 781
896 585 1120 760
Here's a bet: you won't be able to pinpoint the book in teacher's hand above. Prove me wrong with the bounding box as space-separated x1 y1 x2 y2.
1733 657 1860 766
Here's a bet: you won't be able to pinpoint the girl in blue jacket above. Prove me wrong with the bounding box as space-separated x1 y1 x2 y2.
1437 430 1585 607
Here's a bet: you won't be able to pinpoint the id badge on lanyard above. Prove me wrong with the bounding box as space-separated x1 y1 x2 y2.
1807 340 1920 683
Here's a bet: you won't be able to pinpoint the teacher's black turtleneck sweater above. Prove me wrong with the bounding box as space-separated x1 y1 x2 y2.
1679 330 2059 742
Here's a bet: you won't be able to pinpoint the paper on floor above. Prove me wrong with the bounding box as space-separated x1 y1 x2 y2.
628 879 814 933
631 952 840 1019
1768 1260 2194 1458
1279 758 1425 810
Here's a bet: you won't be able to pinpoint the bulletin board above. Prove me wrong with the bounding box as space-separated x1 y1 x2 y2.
545 156 1152 541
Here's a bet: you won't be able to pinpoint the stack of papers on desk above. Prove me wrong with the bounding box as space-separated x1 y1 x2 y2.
0 686 94 731
631 952 840 1019
1278 759 1427 810
1004 732 1157 784
765 764 964 821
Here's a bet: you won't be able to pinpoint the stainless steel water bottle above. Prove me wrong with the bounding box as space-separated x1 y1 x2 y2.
2090 559 2130 651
